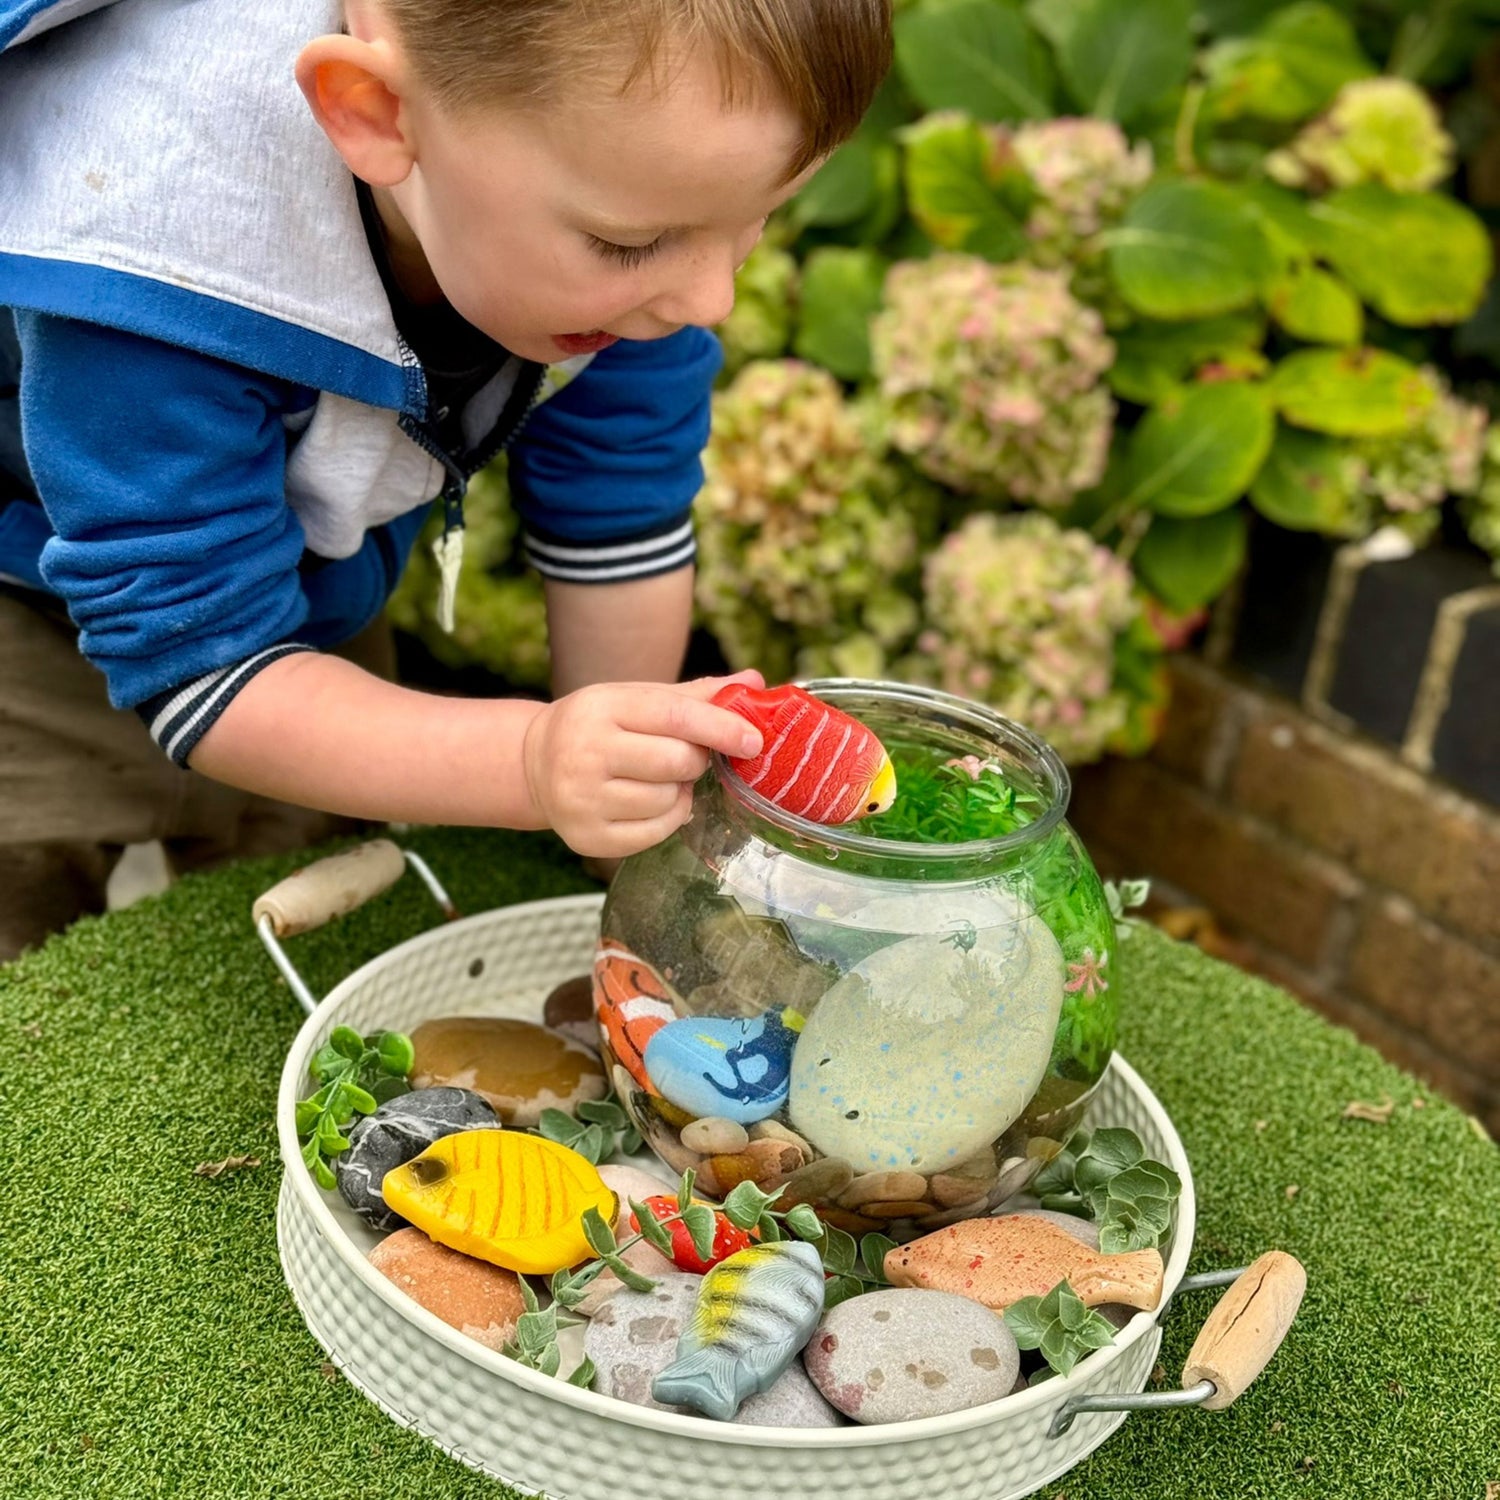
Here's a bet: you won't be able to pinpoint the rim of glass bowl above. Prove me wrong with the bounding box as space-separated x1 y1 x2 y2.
710 678 1072 865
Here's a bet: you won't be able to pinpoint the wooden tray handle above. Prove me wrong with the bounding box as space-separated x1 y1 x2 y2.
1182 1250 1307 1410
251 839 407 938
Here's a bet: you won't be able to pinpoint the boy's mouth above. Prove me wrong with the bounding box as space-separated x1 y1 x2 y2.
552 330 620 355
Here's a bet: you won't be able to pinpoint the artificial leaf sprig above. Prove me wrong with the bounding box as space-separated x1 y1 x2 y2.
534 1097 642 1165
1103 878 1151 938
1032 1126 1182 1254
519 1173 896 1386
867 754 1044 844
1004 1278 1117 1378
296 1026 414 1190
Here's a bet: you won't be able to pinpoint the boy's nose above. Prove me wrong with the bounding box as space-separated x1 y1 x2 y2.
648 253 737 330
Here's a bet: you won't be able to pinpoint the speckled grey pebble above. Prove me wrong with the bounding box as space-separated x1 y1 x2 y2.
802 1288 1019 1424
584 1272 844 1427
335 1087 500 1232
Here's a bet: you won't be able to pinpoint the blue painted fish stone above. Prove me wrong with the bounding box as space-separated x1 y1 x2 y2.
642 1010 800 1125
651 1241 826 1420
335 1086 500 1232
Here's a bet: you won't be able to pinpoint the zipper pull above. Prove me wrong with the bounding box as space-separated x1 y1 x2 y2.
432 483 466 634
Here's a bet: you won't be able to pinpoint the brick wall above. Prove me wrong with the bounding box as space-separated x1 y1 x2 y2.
1069 656 1500 1138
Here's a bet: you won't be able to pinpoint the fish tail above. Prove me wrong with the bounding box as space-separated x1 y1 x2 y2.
650 1346 747 1421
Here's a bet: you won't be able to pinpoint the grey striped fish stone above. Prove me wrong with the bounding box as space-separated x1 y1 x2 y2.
651 1241 827 1420
335 1087 500 1232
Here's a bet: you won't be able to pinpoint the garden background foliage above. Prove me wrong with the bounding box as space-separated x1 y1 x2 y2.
393 0 1500 763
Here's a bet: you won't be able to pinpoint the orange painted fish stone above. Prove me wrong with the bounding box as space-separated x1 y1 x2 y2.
883 1213 1165 1312
712 684 896 825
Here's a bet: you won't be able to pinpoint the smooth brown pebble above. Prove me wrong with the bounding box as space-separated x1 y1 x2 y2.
369 1229 527 1351
747 1119 813 1162
929 1173 995 1209
817 1206 881 1236
860 1199 939 1220
778 1156 855 1207
409 1016 606 1128
542 975 593 1029
746 1137 802 1184
839 1170 929 1210
680 1116 749 1155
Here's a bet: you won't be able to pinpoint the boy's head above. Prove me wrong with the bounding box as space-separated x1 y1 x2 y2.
298 0 892 364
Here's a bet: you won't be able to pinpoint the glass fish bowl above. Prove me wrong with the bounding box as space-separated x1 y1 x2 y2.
596 680 1118 1242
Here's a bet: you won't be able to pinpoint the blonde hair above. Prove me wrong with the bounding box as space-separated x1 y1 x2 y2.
381 0 892 177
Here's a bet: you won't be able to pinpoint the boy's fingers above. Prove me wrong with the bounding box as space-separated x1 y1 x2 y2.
628 685 762 759
674 668 765 698
611 738 710 785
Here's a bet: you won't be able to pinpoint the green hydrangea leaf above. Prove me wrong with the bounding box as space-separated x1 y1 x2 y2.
1310 186 1492 327
536 1109 584 1145
1203 3 1375 124
791 136 879 228
793 247 888 382
822 1274 868 1312
1124 382 1275 518
1249 424 1367 535
1269 347 1433 437
1266 265 1364 346
899 113 1031 263
860 1233 898 1282
1108 180 1275 321
566 1354 597 1390
1053 0 1194 125
894 0 1056 122
1109 311 1267 405
1135 509 1249 614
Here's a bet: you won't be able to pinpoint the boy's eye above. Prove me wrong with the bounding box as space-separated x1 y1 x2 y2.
587 234 664 269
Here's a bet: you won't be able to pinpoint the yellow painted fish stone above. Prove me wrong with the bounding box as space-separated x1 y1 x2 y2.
382 1130 616 1276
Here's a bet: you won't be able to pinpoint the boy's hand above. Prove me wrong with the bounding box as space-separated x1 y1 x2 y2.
522 671 765 858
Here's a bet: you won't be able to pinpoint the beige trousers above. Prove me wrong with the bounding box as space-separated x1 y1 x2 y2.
0 588 393 959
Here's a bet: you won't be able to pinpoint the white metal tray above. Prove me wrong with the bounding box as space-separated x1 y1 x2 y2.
263 847 1270 1500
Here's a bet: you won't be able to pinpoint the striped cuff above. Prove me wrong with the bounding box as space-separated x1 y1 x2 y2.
522 514 695 584
135 644 314 767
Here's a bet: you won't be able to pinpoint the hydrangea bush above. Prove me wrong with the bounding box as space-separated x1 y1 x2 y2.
397 0 1499 768
695 361 936 682
908 513 1150 764
871 256 1116 508
1267 78 1455 194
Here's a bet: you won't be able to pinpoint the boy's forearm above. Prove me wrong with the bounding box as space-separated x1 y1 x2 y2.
187 652 549 827
544 569 693 697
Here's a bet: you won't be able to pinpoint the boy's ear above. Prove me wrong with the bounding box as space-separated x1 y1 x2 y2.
296 34 415 187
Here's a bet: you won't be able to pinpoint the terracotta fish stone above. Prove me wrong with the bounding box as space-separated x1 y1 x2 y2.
883 1213 1165 1313
382 1129 616 1276
712 684 896 824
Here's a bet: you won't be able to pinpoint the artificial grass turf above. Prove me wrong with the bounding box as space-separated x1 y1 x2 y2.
1 827 1497 1500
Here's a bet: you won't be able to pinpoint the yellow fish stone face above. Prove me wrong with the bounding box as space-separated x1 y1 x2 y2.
381 1129 616 1276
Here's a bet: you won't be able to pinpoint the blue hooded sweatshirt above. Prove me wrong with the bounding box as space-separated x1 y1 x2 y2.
0 0 719 764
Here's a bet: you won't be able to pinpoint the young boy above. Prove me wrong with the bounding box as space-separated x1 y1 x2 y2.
0 0 892 955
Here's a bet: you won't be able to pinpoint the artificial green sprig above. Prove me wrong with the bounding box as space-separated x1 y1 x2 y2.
1032 1126 1182 1253
296 1026 414 1190
534 1097 642 1165
518 1174 897 1387
866 753 1044 844
1004 1278 1117 1378
1103 878 1151 937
